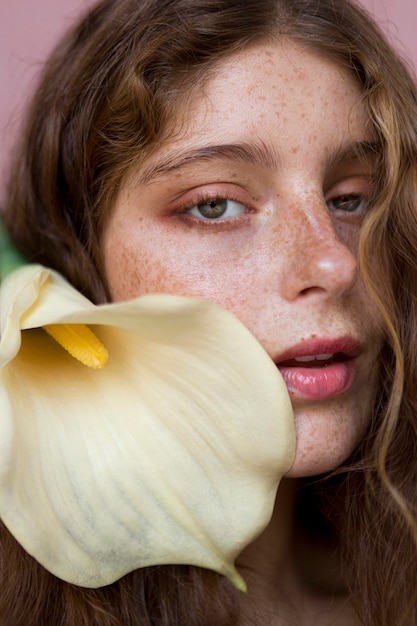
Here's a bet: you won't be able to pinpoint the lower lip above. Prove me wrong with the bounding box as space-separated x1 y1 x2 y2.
277 360 357 400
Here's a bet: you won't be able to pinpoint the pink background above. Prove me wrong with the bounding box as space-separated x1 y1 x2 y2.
0 0 416 198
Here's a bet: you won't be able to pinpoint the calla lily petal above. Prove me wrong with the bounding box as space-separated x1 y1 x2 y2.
0 265 295 589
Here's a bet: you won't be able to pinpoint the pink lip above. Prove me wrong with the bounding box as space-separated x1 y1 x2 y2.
275 337 361 400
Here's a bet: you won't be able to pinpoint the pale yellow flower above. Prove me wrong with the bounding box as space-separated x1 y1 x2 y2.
0 265 295 590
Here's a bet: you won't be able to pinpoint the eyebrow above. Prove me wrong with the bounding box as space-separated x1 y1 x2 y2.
138 138 379 185
138 141 281 184
325 139 379 167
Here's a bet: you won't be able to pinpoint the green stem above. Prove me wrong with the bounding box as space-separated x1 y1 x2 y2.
0 218 27 281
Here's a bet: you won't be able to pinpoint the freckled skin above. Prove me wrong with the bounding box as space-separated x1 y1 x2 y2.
102 41 384 478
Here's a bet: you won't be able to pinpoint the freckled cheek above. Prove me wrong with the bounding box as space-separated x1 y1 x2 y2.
104 229 254 308
103 245 140 300
103 230 262 313
104 240 193 301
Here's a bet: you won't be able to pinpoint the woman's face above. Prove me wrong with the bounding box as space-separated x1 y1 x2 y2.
102 41 384 477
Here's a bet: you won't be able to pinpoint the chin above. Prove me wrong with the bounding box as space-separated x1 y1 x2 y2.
285 435 363 477
284 411 368 478
286 453 349 478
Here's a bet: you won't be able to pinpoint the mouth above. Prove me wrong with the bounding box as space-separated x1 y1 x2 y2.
279 352 348 368
275 339 360 400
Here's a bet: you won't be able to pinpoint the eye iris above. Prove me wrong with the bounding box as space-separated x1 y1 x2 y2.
197 198 228 219
335 195 361 212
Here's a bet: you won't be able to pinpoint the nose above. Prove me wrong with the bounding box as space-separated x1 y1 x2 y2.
279 202 358 302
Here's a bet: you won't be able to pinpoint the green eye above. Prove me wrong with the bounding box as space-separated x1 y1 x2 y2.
327 194 368 213
196 198 228 219
187 197 246 220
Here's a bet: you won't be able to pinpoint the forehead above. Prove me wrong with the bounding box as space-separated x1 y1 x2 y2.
137 40 370 182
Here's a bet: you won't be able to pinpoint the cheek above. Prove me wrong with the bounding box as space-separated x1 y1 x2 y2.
103 226 198 300
104 244 142 299
102 226 273 358
102 223 261 312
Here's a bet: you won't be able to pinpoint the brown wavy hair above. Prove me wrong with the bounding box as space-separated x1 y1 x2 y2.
2 0 417 624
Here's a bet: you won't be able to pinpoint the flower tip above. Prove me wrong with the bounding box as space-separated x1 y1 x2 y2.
82 344 109 370
227 568 247 593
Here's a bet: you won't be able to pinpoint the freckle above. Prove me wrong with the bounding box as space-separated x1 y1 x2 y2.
304 443 314 455
291 146 299 154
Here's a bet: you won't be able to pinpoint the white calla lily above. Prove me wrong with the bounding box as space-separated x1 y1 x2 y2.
0 264 295 590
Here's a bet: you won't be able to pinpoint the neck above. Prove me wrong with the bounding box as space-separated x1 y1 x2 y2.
236 478 298 601
235 478 357 625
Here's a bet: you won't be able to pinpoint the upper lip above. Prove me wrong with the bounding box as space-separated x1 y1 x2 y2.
274 336 362 365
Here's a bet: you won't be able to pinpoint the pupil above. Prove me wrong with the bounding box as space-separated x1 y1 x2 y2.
198 198 228 219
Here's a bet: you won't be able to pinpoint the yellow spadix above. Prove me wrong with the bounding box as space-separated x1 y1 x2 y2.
43 324 108 369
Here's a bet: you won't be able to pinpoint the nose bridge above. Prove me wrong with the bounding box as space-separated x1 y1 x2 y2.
280 195 358 301
293 198 334 248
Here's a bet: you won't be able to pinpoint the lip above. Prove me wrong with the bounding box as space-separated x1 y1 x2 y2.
275 336 361 400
